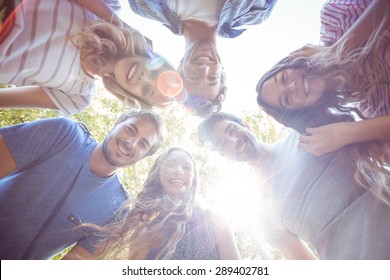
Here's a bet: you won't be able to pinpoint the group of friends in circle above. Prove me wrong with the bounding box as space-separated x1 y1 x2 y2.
0 0 389 260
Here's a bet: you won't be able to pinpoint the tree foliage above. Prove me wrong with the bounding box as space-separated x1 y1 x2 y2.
1 82 287 259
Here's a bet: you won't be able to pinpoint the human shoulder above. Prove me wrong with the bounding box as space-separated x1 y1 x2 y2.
20 117 93 144
37 117 86 135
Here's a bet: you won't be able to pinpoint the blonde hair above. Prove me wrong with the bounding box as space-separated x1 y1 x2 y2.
89 147 198 259
74 21 175 108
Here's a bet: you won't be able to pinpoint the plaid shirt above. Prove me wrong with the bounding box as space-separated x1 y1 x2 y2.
128 0 277 38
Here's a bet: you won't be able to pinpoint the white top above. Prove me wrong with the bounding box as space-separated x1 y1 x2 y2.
0 0 97 116
167 0 227 25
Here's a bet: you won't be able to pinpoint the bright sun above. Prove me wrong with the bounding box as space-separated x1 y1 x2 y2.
199 153 269 242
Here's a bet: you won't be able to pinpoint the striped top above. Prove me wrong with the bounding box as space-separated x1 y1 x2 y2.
320 0 390 118
0 0 106 116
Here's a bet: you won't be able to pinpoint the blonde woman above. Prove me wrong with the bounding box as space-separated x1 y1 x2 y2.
64 147 240 260
0 0 184 116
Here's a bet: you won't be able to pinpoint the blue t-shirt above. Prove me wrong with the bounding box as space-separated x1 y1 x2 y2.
0 118 129 259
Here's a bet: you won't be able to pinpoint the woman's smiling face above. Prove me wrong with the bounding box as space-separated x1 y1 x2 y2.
113 56 177 106
258 67 329 111
159 150 195 198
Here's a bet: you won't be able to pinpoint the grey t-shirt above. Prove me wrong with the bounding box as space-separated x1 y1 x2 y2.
261 131 390 259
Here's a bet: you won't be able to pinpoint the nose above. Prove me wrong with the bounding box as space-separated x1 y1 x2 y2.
226 135 239 151
125 138 137 149
197 64 209 79
174 165 184 175
286 80 297 95
138 71 146 81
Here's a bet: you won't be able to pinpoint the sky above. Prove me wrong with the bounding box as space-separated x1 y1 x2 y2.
115 0 327 247
114 1 328 256
118 0 326 115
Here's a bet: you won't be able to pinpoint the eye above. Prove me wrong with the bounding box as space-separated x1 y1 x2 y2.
182 164 193 171
208 75 218 82
187 74 198 82
150 69 159 79
165 162 176 169
228 126 237 136
142 85 150 96
127 126 136 136
138 140 148 150
281 72 287 84
284 95 290 106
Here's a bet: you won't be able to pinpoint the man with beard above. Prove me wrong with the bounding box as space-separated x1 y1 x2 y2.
198 112 390 259
127 0 277 117
0 110 164 259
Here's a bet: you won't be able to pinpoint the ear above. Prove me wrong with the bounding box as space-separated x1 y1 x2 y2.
243 122 251 130
177 63 184 72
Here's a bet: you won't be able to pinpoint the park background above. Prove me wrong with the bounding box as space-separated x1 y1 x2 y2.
0 0 325 259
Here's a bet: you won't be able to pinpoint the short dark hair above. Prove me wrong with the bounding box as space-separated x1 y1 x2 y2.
198 112 244 149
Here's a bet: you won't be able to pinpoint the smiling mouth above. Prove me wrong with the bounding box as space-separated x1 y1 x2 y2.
303 77 309 96
236 139 246 155
193 56 213 62
169 179 185 186
118 141 134 157
126 63 138 81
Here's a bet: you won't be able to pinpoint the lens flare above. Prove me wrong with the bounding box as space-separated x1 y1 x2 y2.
157 70 184 97
147 56 165 70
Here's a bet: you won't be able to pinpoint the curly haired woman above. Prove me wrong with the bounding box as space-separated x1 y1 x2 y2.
0 0 184 116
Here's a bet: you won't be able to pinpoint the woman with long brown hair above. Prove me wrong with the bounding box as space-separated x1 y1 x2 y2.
255 0 390 205
64 147 240 259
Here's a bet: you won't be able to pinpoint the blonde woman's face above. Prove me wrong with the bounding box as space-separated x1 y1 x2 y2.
113 56 175 106
258 68 328 111
159 151 194 198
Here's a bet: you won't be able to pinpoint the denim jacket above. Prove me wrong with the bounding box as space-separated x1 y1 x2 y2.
128 0 278 38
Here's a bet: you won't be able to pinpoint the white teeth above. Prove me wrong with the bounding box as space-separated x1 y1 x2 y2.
127 64 137 81
118 144 129 156
118 142 133 157
237 141 246 154
195 56 211 62
303 77 309 96
169 179 185 185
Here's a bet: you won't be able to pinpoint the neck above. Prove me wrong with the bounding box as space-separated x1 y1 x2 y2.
182 19 217 49
247 143 273 175
89 143 117 178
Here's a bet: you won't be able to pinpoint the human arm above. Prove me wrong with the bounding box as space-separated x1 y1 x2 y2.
298 116 390 156
273 232 318 260
0 134 17 179
72 0 123 27
212 214 240 260
62 244 94 260
290 0 390 59
0 86 58 110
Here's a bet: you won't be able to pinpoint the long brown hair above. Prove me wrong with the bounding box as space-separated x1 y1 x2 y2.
256 19 390 205
90 147 198 259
